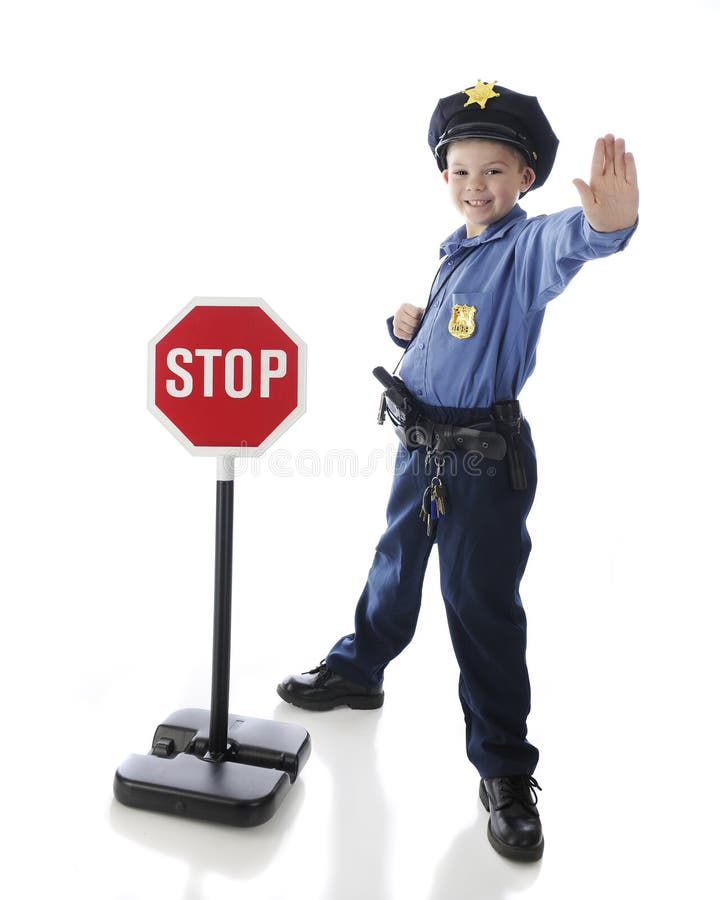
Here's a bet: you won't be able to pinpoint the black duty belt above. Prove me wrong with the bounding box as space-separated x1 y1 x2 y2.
399 416 507 459
373 366 528 491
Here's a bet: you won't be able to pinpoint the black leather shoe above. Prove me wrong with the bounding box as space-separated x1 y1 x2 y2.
277 662 384 711
479 775 544 862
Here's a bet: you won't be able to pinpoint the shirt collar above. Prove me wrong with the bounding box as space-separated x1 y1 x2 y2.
439 204 527 257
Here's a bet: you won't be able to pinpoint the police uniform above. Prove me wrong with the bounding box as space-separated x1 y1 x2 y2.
278 80 637 858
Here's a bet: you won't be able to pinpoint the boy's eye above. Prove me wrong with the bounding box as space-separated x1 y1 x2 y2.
451 168 502 177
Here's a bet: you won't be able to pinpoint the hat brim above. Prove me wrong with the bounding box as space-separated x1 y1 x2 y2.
435 122 535 168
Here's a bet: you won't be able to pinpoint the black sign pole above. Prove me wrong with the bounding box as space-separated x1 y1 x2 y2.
208 455 234 759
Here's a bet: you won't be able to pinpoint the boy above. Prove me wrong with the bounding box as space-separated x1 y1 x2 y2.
277 80 638 862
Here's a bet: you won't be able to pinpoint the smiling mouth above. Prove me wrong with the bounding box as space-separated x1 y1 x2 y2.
466 199 491 207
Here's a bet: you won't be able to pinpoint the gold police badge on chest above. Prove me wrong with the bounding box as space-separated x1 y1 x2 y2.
448 304 477 339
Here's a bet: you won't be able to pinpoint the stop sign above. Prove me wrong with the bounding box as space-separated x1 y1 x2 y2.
148 297 306 455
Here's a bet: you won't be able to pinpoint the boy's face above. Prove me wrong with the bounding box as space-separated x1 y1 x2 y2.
443 139 536 237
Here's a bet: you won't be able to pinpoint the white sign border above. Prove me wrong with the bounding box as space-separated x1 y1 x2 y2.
148 296 307 457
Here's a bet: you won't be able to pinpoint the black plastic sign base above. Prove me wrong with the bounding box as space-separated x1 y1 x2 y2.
114 708 311 827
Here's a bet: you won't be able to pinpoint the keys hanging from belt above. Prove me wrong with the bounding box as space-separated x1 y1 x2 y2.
419 478 447 538
419 452 448 538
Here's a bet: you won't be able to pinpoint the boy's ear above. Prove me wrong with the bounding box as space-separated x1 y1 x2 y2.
521 167 536 191
442 169 449 184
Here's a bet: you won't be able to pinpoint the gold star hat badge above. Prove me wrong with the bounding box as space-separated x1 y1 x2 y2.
463 80 501 110
427 79 559 191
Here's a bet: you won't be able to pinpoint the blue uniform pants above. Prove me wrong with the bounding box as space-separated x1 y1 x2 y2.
326 416 539 777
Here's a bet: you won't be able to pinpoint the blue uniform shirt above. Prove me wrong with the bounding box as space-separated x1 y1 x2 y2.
395 204 636 409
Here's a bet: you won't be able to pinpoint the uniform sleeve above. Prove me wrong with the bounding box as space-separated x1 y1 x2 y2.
514 207 638 314
386 315 411 348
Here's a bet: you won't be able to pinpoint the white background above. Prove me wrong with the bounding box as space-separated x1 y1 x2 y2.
2 1 719 897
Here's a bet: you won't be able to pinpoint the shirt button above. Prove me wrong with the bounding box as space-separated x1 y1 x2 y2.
418 342 425 349
417 389 424 396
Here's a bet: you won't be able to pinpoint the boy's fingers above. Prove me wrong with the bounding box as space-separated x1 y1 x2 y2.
405 307 423 325
624 151 638 187
393 303 424 339
396 323 417 339
572 177 593 206
394 306 423 338
603 133 617 175
613 136 626 178
590 137 606 179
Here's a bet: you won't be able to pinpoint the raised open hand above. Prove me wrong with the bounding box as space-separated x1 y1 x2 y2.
573 134 639 233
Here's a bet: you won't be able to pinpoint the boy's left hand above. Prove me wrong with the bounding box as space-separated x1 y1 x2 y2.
573 134 639 232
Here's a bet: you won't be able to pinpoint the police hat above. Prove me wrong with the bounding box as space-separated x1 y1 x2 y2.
428 80 559 191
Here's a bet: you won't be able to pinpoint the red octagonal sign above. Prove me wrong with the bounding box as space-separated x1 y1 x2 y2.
148 297 306 456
